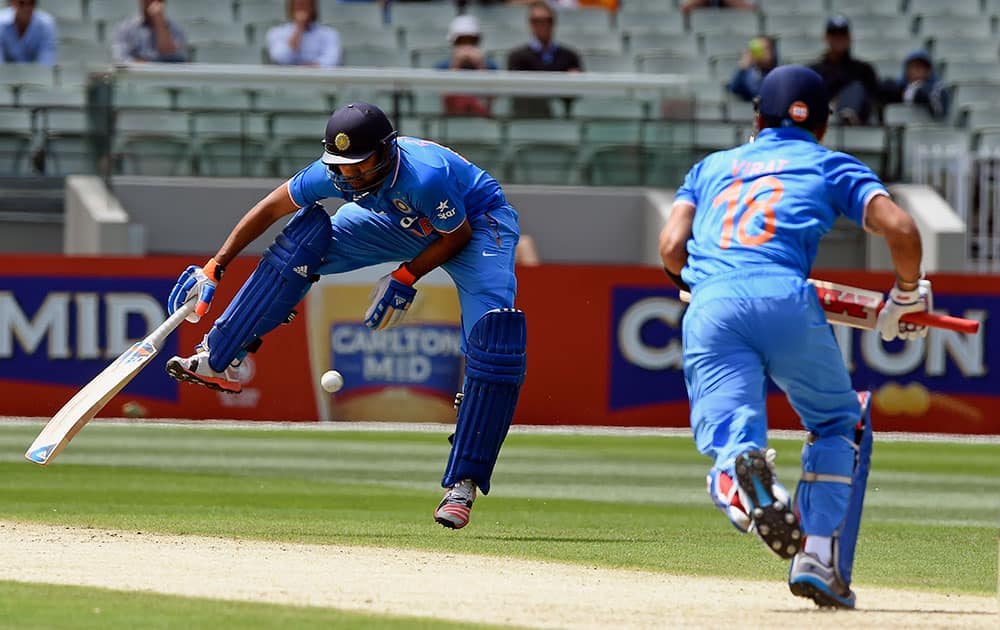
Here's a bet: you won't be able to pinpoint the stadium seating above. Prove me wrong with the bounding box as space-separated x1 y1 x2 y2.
0 0 992 186
0 109 35 174
36 109 98 176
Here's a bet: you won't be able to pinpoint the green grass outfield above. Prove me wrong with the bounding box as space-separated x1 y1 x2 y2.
0 421 997 626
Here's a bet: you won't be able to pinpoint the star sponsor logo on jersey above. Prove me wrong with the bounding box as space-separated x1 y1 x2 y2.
393 198 413 214
788 101 809 123
436 199 456 221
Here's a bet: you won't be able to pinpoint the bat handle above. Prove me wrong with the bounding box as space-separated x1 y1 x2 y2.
902 312 980 334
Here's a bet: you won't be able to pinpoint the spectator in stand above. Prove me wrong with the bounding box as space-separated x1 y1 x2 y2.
681 0 756 15
267 0 341 68
880 49 950 122
0 0 57 65
507 1 583 118
436 15 497 117
727 36 777 102
810 15 879 126
112 0 187 63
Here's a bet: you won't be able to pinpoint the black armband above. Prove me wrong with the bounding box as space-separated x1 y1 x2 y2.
663 267 690 292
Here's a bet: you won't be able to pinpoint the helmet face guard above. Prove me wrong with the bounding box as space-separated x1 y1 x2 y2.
325 134 398 194
321 102 398 194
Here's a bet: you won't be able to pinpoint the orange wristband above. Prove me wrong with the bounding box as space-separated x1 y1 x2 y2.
203 258 224 282
391 263 418 286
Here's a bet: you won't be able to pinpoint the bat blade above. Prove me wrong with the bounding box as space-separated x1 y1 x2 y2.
810 279 980 334
24 302 194 466
809 280 883 329
678 279 980 334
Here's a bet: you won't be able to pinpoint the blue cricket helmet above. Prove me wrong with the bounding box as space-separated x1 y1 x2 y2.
321 102 398 193
757 64 830 130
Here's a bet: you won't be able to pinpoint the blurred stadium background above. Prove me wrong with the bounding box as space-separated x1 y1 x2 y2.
0 0 997 433
3 1 1000 260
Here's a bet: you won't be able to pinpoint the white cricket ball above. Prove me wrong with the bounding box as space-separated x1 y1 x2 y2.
321 370 344 393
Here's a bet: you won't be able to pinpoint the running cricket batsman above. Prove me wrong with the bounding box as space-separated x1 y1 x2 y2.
659 65 931 608
164 102 526 530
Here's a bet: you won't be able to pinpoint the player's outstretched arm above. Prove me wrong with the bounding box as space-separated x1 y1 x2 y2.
167 181 301 322
364 219 473 331
408 218 474 278
864 194 932 340
214 181 302 268
863 195 922 287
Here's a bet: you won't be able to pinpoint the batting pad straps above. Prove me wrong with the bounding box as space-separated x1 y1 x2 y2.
801 472 852 485
206 204 331 372
442 308 526 495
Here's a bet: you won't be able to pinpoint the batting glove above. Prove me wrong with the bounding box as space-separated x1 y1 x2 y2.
168 258 224 324
876 278 933 341
364 263 418 331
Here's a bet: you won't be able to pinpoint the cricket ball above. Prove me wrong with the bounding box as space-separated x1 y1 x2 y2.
321 370 344 393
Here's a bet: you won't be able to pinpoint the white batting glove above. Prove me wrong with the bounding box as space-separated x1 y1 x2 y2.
876 279 933 341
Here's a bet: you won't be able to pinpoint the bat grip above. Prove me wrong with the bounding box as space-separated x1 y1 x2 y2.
902 312 980 334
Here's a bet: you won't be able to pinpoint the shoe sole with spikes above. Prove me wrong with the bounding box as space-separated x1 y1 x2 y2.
789 578 856 609
735 449 802 559
166 358 241 394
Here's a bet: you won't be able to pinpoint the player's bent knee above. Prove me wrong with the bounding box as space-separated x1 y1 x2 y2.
207 204 332 371
443 308 526 494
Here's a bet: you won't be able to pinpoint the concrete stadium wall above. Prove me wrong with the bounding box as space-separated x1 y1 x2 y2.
100 176 869 267
26 175 958 271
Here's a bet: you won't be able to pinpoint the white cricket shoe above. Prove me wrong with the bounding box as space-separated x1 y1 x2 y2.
788 551 856 609
165 348 242 394
434 479 477 529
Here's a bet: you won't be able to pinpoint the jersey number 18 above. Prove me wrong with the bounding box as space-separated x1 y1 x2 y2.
711 175 783 249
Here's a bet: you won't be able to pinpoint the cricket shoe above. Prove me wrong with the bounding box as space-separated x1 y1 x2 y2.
434 479 476 529
706 468 752 533
788 551 856 609
165 348 242 394
735 448 802 559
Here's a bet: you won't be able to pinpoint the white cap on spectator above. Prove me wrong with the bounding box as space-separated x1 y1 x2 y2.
448 15 481 44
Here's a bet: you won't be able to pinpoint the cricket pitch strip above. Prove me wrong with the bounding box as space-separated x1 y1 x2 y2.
0 521 995 628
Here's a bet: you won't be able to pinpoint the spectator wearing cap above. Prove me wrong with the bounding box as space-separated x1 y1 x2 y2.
809 15 880 125
879 49 949 121
267 0 341 68
112 0 188 63
507 1 583 118
436 15 497 117
728 35 777 102
0 0 57 65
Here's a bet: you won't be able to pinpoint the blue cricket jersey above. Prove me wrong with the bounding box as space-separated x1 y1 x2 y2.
674 127 887 292
288 136 509 235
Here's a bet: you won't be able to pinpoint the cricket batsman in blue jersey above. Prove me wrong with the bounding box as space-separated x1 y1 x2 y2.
164 102 526 530
659 66 932 608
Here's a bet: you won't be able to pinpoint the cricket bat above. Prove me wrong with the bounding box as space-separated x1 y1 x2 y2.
24 302 195 466
678 279 980 334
